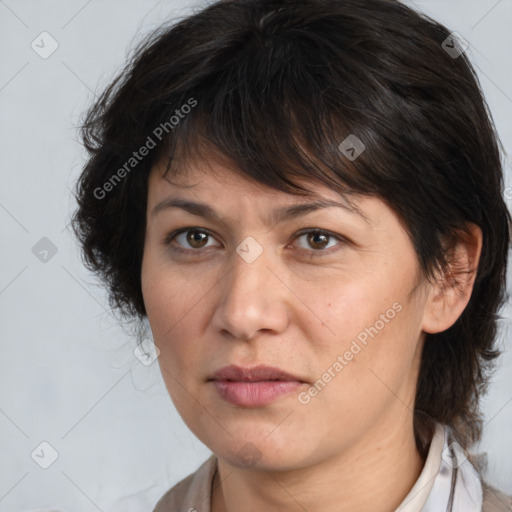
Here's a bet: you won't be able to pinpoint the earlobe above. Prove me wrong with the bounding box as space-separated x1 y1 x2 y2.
421 223 483 334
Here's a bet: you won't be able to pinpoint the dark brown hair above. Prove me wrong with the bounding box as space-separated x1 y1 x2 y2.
72 0 511 454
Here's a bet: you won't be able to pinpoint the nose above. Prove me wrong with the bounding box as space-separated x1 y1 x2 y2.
210 243 290 341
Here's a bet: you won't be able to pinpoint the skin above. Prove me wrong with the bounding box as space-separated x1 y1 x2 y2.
141 149 482 512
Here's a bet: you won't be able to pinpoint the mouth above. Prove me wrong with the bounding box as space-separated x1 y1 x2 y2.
208 364 308 407
209 364 308 383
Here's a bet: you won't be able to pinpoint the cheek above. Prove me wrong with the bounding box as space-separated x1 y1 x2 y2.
141 256 220 387
142 248 200 331
305 271 420 392
141 257 189 354
142 270 205 412
302 272 400 350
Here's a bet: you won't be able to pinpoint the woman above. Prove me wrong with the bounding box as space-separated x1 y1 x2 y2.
72 0 512 510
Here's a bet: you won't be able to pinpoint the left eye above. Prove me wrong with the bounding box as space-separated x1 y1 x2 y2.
290 229 343 252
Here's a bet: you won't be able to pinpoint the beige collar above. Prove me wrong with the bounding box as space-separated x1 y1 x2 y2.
153 423 484 512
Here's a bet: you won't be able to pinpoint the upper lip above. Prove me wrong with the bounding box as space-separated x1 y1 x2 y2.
209 364 307 383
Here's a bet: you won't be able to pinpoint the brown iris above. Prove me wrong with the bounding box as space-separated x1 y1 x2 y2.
307 232 329 250
187 230 209 248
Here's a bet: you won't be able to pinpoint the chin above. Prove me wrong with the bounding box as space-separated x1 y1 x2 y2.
213 434 310 472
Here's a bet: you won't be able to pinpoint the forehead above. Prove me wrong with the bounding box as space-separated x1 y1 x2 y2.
147 154 377 229
149 150 353 205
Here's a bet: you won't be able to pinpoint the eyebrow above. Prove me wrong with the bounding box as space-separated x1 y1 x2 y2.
151 197 371 226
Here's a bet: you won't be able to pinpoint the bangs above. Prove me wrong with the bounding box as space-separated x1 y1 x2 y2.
149 20 381 204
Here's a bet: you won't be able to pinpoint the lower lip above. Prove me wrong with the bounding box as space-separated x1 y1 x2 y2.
211 380 304 407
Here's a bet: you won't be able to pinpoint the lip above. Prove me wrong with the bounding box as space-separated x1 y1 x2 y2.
209 364 308 407
210 364 306 383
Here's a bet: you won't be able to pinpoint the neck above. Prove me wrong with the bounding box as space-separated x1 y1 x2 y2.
211 415 426 512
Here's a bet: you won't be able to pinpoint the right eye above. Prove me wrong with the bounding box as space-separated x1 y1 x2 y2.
164 227 222 254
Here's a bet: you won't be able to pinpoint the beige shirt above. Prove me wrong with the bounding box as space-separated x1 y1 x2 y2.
153 424 512 512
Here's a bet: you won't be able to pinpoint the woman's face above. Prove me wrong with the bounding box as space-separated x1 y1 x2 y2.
141 153 433 471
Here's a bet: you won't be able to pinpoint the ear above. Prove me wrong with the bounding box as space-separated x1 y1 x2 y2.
421 223 483 334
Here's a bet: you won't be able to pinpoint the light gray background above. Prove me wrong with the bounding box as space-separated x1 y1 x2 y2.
0 1 511 511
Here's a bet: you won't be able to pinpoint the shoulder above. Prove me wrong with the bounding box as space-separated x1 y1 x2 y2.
482 482 512 512
152 455 217 512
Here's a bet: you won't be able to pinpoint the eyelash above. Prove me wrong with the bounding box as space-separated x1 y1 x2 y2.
163 227 347 258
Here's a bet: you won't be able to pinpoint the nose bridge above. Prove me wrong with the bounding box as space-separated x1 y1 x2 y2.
229 252 267 304
211 237 288 340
